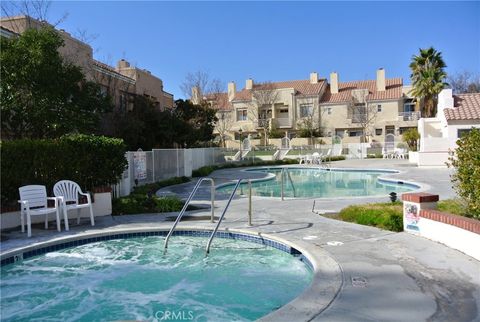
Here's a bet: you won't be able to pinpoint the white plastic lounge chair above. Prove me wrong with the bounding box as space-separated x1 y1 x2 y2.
18 185 61 237
53 180 95 231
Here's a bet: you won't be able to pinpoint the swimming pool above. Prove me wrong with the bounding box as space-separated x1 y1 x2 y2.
0 233 312 321
218 167 418 198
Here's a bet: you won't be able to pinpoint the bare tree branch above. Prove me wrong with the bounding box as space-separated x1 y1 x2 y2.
448 71 480 94
347 89 378 143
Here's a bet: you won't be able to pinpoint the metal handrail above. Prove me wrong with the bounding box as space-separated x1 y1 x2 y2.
163 177 215 252
286 169 296 198
205 179 243 255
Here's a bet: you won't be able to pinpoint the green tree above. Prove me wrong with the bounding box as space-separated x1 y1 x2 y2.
409 47 448 118
0 27 112 139
448 128 480 219
112 98 217 150
174 99 218 147
402 128 420 151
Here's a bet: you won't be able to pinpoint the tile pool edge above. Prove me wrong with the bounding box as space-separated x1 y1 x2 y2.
0 227 342 322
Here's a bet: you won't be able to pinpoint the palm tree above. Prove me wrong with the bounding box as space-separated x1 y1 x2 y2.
409 47 448 117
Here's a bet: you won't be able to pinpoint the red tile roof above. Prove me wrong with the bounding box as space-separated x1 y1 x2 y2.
320 78 403 104
205 92 233 110
444 93 480 121
233 79 327 101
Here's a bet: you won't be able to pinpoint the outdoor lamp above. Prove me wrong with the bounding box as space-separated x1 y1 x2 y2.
389 192 398 203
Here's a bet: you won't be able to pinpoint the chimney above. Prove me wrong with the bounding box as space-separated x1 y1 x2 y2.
330 72 339 94
438 88 454 110
191 86 201 105
117 59 130 69
246 78 253 90
310 72 319 84
228 81 236 102
376 68 386 91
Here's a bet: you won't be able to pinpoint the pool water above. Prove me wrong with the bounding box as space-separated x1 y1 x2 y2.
218 167 416 198
0 236 312 322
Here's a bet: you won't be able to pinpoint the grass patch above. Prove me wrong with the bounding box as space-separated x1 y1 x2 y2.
112 176 191 215
338 201 403 232
437 199 468 217
250 150 275 156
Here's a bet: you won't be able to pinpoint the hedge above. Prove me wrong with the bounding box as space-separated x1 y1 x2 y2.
1 134 127 206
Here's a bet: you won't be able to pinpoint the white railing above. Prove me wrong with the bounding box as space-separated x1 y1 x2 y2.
398 112 421 121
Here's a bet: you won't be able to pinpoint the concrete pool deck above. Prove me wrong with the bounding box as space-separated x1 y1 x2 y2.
1 159 479 321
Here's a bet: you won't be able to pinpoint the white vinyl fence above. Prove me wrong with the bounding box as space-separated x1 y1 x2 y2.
113 148 230 197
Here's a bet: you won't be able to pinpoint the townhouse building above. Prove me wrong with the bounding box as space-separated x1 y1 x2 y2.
200 69 420 147
0 15 174 112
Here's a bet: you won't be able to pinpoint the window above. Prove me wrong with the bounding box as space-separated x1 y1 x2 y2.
300 103 313 118
349 129 364 137
375 128 383 136
324 107 332 115
399 127 416 134
236 109 247 121
100 85 109 97
279 108 289 114
119 91 129 112
377 104 382 112
458 129 472 138
385 126 395 135
403 99 415 113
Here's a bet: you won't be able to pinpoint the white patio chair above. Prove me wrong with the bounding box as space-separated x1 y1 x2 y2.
312 152 321 165
53 180 95 231
18 185 61 237
305 154 313 164
298 155 306 164
382 148 394 159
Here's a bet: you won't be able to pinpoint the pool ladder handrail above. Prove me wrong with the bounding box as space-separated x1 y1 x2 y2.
164 177 215 252
205 179 243 255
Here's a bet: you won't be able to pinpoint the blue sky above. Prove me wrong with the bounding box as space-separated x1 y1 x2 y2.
43 1 480 99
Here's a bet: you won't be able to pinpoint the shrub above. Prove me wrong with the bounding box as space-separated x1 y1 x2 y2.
132 176 190 196
437 199 468 217
448 128 480 218
339 202 403 232
402 128 420 151
112 195 184 215
1 134 127 206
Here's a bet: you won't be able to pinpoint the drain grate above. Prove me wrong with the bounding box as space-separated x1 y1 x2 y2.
351 276 368 287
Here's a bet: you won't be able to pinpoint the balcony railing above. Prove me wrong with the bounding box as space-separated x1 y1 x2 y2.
275 118 292 128
256 118 292 128
398 112 420 121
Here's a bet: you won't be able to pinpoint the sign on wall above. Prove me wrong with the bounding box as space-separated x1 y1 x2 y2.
404 203 420 232
133 149 147 180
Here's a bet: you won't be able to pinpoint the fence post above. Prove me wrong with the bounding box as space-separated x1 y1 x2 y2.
248 180 252 226
281 168 285 201
211 180 215 223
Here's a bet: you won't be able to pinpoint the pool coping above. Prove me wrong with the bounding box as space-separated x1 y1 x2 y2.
214 165 426 201
0 226 342 322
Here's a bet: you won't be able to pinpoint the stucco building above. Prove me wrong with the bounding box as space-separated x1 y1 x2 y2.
199 69 419 147
415 89 480 166
0 15 174 112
